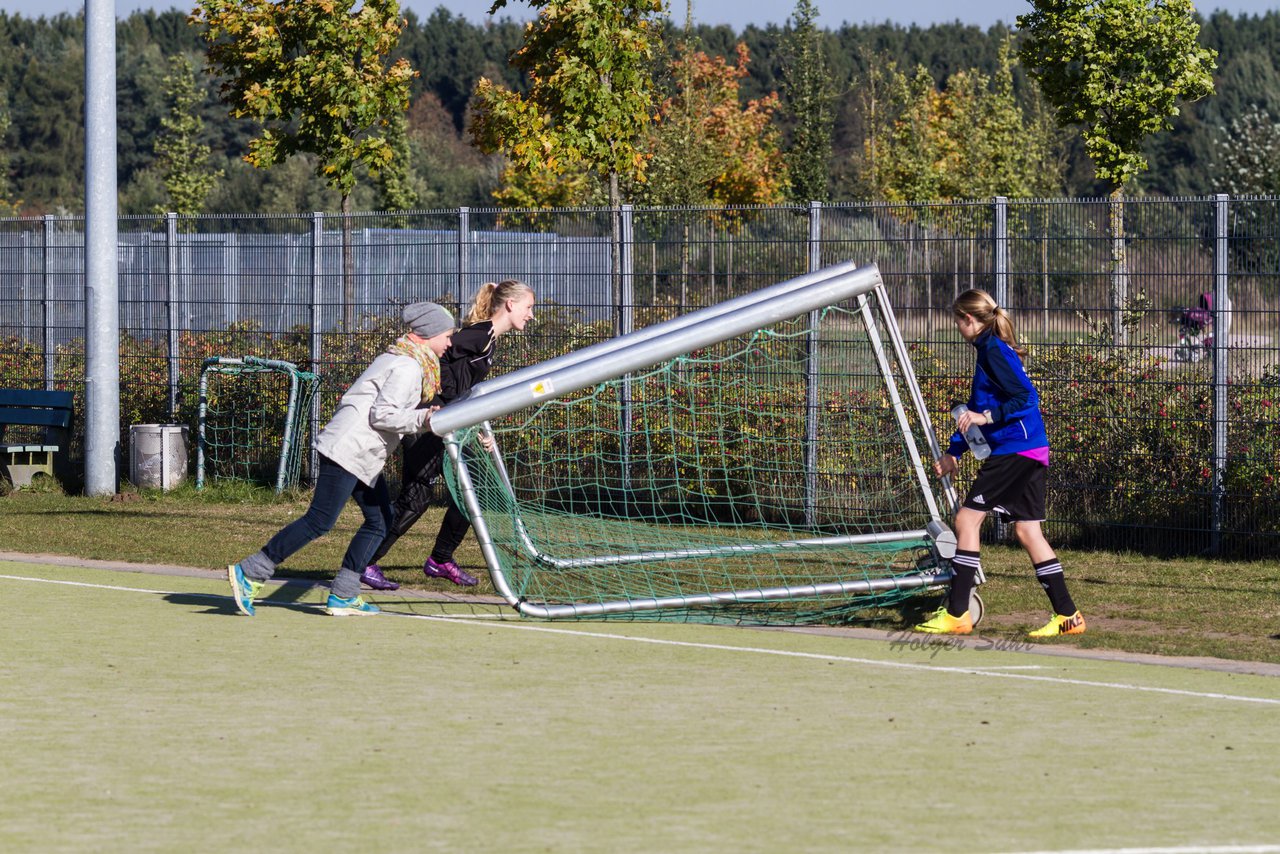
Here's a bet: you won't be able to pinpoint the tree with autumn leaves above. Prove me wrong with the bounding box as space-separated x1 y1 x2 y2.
638 42 788 209
472 0 662 211
473 1 788 210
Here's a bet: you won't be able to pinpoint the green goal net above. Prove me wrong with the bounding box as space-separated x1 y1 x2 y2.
196 356 320 493
439 266 958 625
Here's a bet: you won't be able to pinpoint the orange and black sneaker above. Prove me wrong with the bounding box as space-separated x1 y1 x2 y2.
914 607 974 635
1028 610 1086 638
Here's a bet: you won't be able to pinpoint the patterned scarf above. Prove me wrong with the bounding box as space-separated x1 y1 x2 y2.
388 334 442 403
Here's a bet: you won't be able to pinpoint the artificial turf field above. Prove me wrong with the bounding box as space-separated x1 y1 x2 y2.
2 558 1278 853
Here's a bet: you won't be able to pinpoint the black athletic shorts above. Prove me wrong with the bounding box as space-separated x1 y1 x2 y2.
961 453 1048 522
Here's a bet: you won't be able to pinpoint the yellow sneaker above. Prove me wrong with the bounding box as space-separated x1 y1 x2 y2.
914 607 973 635
1028 611 1086 638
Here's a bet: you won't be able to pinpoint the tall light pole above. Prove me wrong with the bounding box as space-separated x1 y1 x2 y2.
84 0 120 495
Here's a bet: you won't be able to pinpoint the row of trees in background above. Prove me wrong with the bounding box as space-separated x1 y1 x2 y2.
2 2 1279 221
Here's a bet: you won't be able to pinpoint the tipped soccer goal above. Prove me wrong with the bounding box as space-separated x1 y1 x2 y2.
431 262 963 625
196 356 319 493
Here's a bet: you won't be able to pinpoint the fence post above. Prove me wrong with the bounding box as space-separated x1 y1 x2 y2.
1210 194 1230 554
457 206 470 308
19 230 31 353
804 200 822 527
309 211 324 485
993 196 1008 308
165 212 180 420
620 205 635 337
1109 193 1129 347
42 215 54 390
991 196 1011 542
226 233 241 330
620 204 635 492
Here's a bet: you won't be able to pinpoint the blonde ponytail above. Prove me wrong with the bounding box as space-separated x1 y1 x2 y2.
952 289 1025 356
464 279 533 326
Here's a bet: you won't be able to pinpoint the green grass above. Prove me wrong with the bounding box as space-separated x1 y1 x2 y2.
3 486 1279 664
1 560 1278 852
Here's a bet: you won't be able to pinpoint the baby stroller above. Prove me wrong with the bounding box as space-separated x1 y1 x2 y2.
1169 292 1214 363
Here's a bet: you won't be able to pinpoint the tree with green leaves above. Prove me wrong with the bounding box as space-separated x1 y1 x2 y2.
153 54 223 220
193 0 417 325
471 0 663 211
1212 105 1280 273
858 43 1063 203
0 111 20 216
490 160 597 210
1018 0 1216 342
1214 105 1280 195
862 63 944 202
2 27 86 213
373 112 420 213
780 0 832 203
965 41 1065 199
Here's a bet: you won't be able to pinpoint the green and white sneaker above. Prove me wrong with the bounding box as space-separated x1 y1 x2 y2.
325 593 380 617
227 563 264 616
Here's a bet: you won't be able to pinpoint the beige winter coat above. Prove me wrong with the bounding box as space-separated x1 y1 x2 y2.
314 352 433 485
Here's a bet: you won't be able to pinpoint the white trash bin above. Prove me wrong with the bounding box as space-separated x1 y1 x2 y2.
129 424 189 491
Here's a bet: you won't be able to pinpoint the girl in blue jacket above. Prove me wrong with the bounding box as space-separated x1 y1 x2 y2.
917 289 1086 638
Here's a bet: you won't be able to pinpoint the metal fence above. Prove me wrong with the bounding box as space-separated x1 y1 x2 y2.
1 196 1277 557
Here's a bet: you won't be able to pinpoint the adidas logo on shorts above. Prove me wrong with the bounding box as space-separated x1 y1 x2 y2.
971 494 985 505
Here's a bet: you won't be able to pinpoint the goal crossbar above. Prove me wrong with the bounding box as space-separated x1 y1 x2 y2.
429 263 877 438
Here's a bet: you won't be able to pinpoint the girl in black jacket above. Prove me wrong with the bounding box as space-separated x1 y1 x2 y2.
361 280 536 589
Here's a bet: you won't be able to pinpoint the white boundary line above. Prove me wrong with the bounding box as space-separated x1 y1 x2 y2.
4 572 1280 707
1026 848 1280 854
389 611 1280 706
0 573 178 596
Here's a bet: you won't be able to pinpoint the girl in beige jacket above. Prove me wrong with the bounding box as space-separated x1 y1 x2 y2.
225 302 456 617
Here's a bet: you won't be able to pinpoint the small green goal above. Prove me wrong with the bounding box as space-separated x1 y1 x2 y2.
196 356 319 493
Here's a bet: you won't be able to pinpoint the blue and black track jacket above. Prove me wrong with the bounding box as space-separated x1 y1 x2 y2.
946 330 1048 459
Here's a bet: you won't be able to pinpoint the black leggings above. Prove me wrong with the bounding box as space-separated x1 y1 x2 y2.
368 433 473 565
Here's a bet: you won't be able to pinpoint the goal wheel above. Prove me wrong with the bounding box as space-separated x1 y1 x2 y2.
968 589 985 627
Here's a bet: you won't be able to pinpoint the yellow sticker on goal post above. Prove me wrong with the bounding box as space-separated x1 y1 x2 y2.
530 379 555 397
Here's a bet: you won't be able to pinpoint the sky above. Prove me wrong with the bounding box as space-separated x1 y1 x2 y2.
0 0 1278 32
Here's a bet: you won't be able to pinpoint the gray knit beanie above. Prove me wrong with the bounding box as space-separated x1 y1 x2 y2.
402 301 455 338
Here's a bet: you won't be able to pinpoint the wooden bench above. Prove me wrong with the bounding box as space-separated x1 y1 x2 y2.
0 389 74 488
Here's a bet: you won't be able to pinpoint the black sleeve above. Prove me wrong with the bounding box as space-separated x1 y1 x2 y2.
439 326 494 402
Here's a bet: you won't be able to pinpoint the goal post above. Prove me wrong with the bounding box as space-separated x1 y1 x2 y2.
434 262 959 623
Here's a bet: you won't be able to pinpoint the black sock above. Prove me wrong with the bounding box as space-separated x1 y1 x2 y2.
948 549 980 617
1034 557 1077 616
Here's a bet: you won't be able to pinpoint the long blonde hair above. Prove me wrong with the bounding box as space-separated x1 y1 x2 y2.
464 279 534 326
952 289 1025 357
